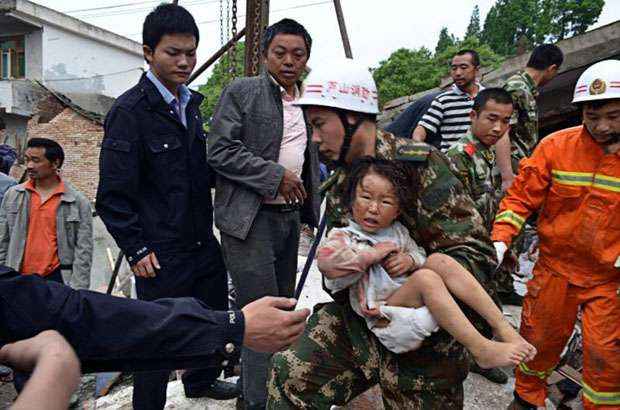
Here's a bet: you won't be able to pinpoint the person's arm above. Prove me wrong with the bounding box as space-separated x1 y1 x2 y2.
414 151 497 283
0 274 309 374
69 196 93 290
207 83 287 199
0 192 11 265
495 132 515 191
317 230 397 279
0 330 80 410
411 125 428 142
492 140 552 247
413 99 444 142
95 106 157 276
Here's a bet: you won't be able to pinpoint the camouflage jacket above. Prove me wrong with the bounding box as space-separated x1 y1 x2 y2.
447 130 500 233
322 129 496 286
504 71 539 164
320 129 497 388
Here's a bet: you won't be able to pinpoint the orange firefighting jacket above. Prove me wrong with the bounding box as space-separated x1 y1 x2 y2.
492 125 620 287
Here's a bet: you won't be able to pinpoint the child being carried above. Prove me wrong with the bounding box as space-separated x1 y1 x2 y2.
317 157 536 368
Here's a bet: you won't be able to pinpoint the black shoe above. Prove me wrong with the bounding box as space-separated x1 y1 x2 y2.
189 379 240 400
470 363 508 384
499 291 524 306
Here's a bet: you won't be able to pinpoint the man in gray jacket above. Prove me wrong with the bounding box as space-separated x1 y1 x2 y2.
207 19 320 409
0 138 92 290
0 137 92 392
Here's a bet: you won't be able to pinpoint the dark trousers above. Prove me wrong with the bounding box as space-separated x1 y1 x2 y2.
13 268 64 393
0 269 243 374
221 208 300 405
132 240 228 410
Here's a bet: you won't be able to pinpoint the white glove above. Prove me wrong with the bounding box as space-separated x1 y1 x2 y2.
494 242 508 266
372 305 438 354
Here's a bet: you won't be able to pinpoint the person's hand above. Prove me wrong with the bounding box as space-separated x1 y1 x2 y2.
382 251 416 277
241 297 310 353
0 331 80 410
501 173 515 192
358 241 399 268
494 242 508 266
277 169 306 205
0 330 79 374
131 252 160 278
356 275 381 318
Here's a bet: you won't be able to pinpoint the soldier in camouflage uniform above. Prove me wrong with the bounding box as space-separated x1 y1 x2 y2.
447 89 516 232
266 59 496 409
448 89 521 311
497 44 564 178
493 45 564 302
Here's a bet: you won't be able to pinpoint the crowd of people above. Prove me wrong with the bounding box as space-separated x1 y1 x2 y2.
0 3 618 410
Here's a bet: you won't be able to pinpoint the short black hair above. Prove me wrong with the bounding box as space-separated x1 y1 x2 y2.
26 138 64 168
454 49 480 67
343 156 414 212
262 18 312 57
473 88 514 113
527 44 563 70
143 4 199 52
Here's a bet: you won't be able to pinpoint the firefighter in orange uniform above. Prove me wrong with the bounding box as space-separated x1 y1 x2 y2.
492 60 620 409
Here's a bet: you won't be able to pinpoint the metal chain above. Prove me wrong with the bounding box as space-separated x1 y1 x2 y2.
250 0 263 76
219 0 224 47
228 0 238 79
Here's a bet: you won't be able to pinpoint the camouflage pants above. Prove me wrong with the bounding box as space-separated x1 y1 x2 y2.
267 302 467 410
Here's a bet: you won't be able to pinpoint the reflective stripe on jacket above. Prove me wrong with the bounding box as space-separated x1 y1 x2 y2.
492 125 620 287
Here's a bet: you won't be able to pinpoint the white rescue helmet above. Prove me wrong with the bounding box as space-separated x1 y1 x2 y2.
296 58 380 114
572 59 620 104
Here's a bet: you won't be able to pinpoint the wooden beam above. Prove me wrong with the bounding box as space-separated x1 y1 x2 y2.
187 28 246 85
333 0 352 58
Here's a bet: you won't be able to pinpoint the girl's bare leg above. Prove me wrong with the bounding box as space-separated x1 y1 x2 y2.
422 253 536 361
385 268 534 368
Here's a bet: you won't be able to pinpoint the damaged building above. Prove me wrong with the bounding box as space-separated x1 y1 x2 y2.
0 0 144 200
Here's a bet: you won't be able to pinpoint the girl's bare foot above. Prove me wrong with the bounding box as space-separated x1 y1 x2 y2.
470 340 534 369
494 322 537 361
493 321 537 362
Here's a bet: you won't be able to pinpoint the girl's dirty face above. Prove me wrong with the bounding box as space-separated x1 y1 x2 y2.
351 172 400 233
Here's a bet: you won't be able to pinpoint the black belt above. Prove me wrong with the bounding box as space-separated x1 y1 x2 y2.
261 203 301 213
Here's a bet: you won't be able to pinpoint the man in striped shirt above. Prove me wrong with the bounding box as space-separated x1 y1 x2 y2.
413 49 484 152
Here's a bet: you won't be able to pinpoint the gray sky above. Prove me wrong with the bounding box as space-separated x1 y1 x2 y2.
38 0 620 85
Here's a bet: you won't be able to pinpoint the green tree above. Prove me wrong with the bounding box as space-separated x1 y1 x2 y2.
465 5 481 39
482 0 604 56
198 42 245 127
435 36 505 76
373 38 505 106
435 27 456 55
372 47 440 107
547 0 605 40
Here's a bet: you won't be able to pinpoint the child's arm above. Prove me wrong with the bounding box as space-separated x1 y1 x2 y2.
317 230 398 279
382 223 426 277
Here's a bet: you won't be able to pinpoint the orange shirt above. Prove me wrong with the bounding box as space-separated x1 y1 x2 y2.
492 125 620 287
21 178 65 277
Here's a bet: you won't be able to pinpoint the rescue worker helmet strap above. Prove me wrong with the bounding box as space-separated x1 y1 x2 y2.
336 110 365 167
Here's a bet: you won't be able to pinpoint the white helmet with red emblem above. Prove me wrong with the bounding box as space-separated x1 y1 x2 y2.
572 59 620 104
296 58 379 114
